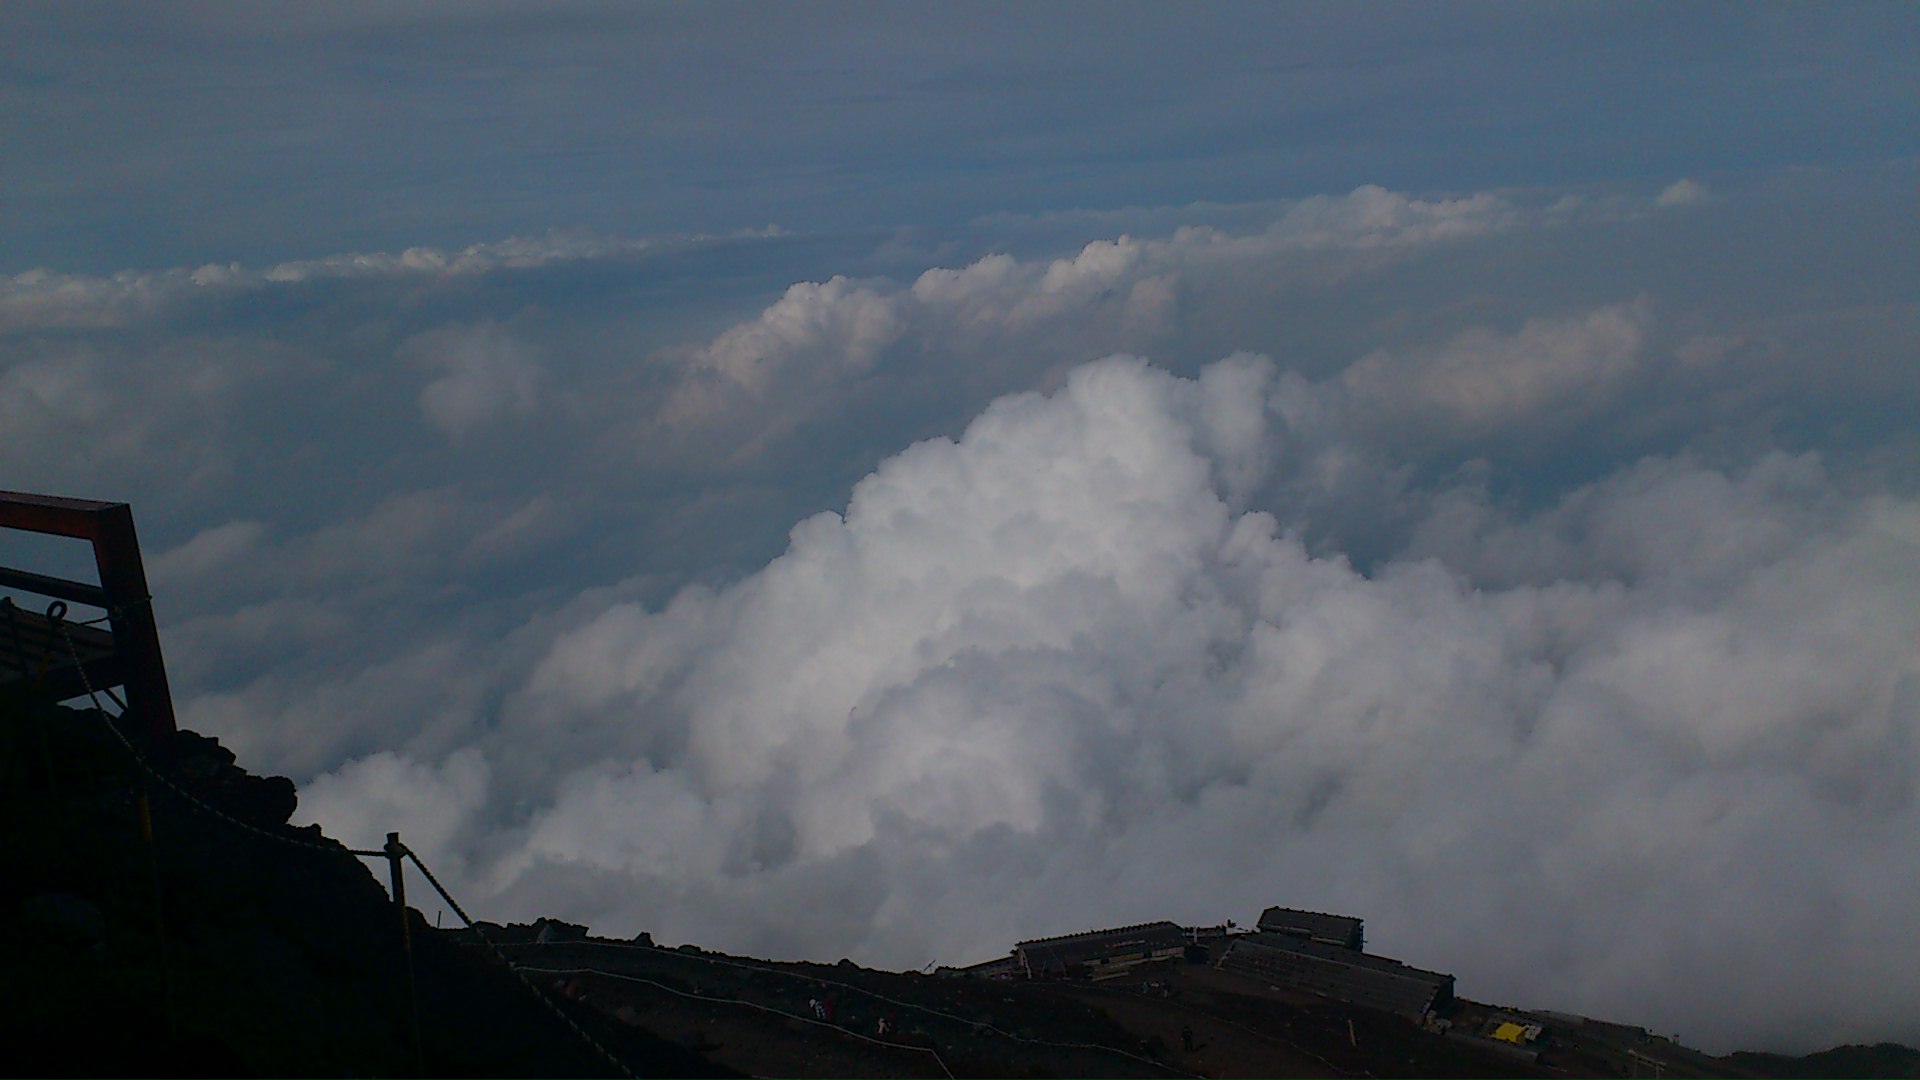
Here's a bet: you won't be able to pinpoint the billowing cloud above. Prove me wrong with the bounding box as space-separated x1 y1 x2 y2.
634 185 1609 468
304 351 1919 1054
5 0 1912 1053
300 748 492 878
6 173 1914 1056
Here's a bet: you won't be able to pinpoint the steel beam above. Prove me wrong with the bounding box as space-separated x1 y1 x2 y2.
0 490 177 745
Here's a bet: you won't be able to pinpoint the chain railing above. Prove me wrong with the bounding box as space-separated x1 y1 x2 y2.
45 620 637 1079
515 962 956 1078
509 936 1205 1078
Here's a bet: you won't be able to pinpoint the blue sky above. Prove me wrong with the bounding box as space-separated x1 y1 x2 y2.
4 2 1918 1054
7 3 1914 269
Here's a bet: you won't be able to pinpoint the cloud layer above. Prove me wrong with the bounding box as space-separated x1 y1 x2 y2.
4 176 1914 1054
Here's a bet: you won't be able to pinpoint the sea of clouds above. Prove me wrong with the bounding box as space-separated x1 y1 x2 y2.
3 176 1915 1053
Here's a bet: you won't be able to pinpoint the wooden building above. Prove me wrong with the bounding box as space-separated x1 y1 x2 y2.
1255 906 1365 951
1218 932 1454 1021
1014 920 1187 980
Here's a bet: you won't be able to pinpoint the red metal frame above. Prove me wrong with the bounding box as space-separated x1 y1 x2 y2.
0 490 177 745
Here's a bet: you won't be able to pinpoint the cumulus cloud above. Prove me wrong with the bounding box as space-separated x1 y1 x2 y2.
302 351 1919 1054
301 748 492 876
636 185 1598 467
10 174 1913 1055
1335 298 1655 433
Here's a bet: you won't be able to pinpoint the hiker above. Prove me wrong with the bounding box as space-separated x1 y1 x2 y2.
1181 1025 1195 1052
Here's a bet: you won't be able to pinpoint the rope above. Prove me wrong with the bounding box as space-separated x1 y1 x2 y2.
57 621 383 858
49 610 1179 1080
79 593 154 626
515 964 955 1079
1053 979 1362 1078
510 938 1199 1078
54 621 641 1077
405 850 637 1080
0 591 148 628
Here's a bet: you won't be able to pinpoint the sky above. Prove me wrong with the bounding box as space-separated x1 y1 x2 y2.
4 1 1918 1056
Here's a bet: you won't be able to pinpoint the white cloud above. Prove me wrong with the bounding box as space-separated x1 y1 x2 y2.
637 185 1582 462
297 747 492 873
407 321 546 441
1337 298 1655 433
0 337 271 498
304 352 1920 1054
0 231 667 334
1236 183 1522 250
1657 178 1714 208
150 520 268 589
688 276 903 393
259 233 654 284
11 175 1914 1055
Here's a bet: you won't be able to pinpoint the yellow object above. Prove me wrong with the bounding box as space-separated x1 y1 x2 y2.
1491 1022 1528 1044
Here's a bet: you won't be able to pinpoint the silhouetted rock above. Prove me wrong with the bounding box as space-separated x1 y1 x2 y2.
534 916 589 943
0 700 732 1077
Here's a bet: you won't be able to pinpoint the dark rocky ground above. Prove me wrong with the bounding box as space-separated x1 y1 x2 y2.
0 696 727 1077
4 692 1913 1078
464 931 1920 1080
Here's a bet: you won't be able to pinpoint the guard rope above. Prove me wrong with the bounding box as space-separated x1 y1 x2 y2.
403 849 637 1079
517 963 956 1078
46 613 1194 1080
53 622 641 1077
512 937 1199 1077
1055 978 1362 1077
57 622 384 858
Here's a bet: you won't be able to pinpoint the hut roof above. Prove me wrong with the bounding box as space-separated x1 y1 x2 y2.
1015 920 1186 973
1256 906 1364 947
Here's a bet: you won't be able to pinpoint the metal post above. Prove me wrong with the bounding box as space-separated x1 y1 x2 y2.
138 785 177 1038
385 831 427 1076
88 504 175 745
